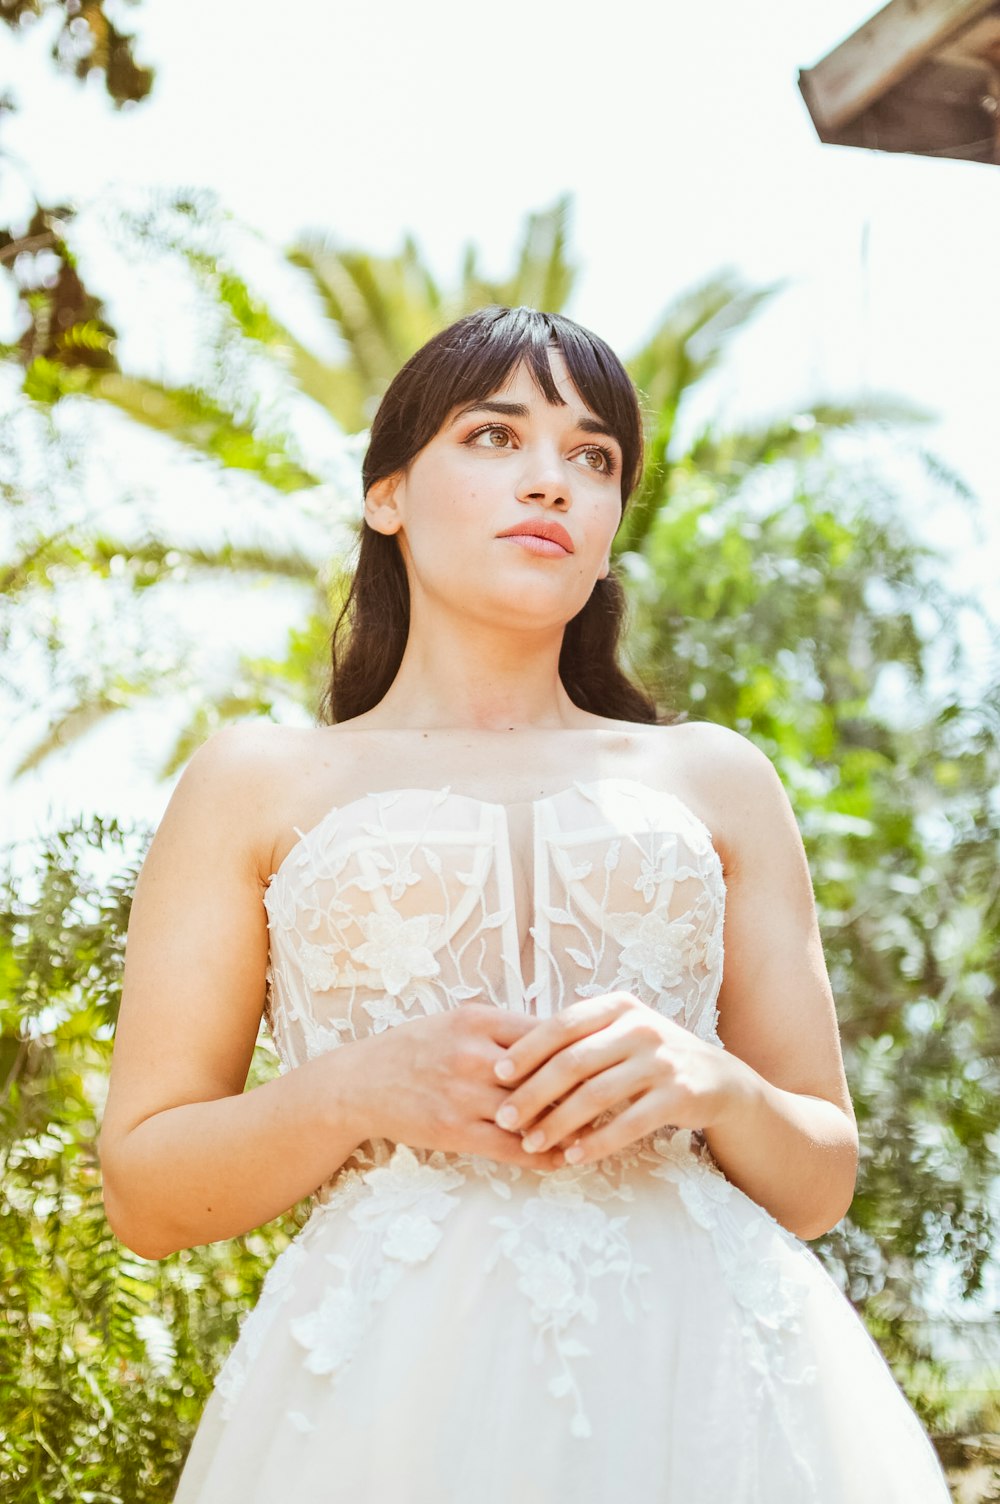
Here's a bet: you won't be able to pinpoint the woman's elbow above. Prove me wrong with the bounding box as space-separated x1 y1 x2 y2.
99 1137 175 1261
100 1181 170 1260
797 1146 859 1241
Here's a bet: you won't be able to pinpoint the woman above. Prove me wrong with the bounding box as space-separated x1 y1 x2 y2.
99 306 952 1501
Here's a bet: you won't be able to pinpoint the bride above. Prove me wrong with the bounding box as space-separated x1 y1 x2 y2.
99 305 952 1501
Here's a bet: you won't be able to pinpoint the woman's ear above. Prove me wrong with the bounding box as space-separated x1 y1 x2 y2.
364 473 404 536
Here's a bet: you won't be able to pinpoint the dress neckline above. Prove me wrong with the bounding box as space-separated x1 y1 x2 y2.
267 775 718 890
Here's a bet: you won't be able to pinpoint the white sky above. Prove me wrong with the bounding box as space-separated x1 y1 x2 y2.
2 0 999 846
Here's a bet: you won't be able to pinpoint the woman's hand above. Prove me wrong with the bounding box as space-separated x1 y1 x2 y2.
490 991 750 1166
351 1002 570 1172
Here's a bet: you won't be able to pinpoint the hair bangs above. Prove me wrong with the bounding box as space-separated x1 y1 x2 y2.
363 306 644 503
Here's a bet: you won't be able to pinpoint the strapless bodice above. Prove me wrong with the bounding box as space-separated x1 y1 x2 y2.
262 777 726 1071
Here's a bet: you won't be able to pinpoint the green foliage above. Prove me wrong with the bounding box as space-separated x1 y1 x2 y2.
78 371 321 493
1 209 119 378
0 820 300 1502
0 193 580 770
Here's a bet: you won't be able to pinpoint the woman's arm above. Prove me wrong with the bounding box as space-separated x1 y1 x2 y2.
698 725 859 1238
99 725 370 1260
486 724 859 1242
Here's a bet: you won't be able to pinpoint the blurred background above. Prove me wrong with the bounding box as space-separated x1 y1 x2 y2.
1 2 998 1499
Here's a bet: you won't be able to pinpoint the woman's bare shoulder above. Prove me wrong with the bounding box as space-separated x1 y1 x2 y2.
663 718 775 771
176 720 331 881
652 720 789 867
180 719 326 794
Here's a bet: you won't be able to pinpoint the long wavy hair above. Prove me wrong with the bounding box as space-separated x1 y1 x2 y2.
319 305 673 725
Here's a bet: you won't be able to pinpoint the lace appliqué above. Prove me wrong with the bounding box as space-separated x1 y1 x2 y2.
647 1130 815 1360
288 1144 467 1383
263 780 729 1072
647 1128 823 1498
214 1143 481 1430
214 1240 309 1421
215 1123 826 1463
604 908 697 1007
484 1162 651 1440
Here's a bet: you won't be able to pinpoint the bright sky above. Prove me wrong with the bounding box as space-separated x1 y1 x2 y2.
2 0 999 847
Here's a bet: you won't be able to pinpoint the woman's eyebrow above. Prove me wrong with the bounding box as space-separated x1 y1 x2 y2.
449 398 618 443
449 399 529 424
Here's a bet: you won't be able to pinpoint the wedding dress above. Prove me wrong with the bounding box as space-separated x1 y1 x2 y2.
172 777 952 1502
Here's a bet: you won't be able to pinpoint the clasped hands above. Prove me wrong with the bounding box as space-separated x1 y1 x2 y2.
490 990 743 1167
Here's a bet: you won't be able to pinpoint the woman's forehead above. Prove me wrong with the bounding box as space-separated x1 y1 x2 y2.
446 356 601 425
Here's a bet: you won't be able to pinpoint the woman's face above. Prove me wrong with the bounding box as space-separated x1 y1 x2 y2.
365 348 625 632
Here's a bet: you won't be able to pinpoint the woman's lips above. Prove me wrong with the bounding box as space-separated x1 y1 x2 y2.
501 534 570 557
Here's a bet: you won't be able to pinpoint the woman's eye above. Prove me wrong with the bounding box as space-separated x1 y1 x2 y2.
468 424 513 449
579 445 615 474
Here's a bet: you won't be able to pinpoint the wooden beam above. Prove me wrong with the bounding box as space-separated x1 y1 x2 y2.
810 56 1000 161
799 0 1000 131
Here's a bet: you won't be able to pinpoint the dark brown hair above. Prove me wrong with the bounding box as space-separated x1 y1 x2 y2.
320 305 671 725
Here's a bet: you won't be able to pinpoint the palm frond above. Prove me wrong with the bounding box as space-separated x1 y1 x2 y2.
505 195 576 312
0 532 88 596
458 196 577 314
11 694 129 777
285 239 442 426
685 395 934 480
127 537 322 583
0 532 322 599
627 270 784 416
209 266 362 421
86 373 320 492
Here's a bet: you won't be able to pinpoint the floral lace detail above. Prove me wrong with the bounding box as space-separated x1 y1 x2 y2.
361 997 408 1031
604 908 697 1007
484 1166 652 1439
298 940 342 993
270 1122 701 1437
213 1120 825 1457
215 1240 309 1420
351 911 441 997
347 1143 466 1252
287 1145 468 1383
262 779 727 1068
646 1129 823 1498
647 1129 817 1357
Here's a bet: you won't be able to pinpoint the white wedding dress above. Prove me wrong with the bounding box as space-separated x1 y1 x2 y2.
173 778 951 1502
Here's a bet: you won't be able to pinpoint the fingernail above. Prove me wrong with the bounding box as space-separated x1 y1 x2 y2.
523 1131 544 1152
494 1059 515 1080
496 1104 519 1128
564 1144 584 1164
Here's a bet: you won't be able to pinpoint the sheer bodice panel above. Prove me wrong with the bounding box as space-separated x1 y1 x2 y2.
262 777 727 1072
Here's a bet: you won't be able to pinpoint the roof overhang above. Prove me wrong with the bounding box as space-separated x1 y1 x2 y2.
799 0 1000 163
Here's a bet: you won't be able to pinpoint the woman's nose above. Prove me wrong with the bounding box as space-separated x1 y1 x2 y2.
515 447 571 506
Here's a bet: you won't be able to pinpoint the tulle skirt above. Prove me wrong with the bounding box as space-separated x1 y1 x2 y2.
172 1128 951 1503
